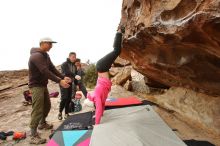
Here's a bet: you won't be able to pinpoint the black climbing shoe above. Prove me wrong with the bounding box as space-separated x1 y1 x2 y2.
64 114 70 119
58 113 63 120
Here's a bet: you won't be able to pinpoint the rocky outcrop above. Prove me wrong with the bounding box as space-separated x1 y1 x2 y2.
0 70 28 100
0 69 28 86
120 0 220 96
118 0 220 136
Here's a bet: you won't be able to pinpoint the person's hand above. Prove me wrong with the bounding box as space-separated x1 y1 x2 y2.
60 80 70 88
64 77 72 83
75 75 81 80
76 85 79 91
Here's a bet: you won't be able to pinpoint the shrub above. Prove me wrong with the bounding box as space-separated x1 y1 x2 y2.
83 64 98 89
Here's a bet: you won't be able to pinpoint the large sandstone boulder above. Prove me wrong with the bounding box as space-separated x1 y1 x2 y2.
143 87 220 135
120 0 220 96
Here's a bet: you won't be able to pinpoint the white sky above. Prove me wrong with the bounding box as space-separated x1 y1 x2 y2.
0 0 123 71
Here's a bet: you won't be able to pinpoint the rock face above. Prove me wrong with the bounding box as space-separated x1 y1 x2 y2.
120 0 220 96
144 87 220 135
0 70 28 100
119 0 220 136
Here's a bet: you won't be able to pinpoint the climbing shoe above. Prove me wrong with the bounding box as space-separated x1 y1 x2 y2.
58 112 63 120
64 114 69 119
29 134 46 145
38 122 53 130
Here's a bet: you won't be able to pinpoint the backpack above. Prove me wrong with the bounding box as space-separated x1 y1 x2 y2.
69 99 82 113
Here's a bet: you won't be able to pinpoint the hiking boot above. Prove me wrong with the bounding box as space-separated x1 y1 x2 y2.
58 113 63 120
64 114 69 119
29 134 46 145
38 122 53 130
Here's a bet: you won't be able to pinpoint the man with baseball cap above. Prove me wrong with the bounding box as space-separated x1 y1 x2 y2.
28 37 71 144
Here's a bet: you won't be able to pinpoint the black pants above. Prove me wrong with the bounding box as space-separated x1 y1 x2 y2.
78 82 87 98
59 84 75 114
96 32 122 72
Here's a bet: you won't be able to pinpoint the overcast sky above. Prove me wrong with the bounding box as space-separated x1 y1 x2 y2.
0 0 123 71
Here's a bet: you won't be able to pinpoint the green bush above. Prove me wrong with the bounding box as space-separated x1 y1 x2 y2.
83 64 98 89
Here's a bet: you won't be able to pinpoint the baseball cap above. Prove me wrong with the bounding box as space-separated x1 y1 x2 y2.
39 37 57 43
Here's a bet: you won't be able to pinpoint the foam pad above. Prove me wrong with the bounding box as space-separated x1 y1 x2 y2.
47 130 92 146
62 130 87 146
47 139 59 146
105 96 142 107
76 138 91 146
56 112 94 131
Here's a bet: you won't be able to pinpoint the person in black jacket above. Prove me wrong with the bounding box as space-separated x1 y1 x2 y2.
58 52 77 120
75 58 87 98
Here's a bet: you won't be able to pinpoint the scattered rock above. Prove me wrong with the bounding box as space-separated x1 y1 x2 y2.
123 80 132 91
109 67 123 77
113 57 131 67
131 69 150 94
111 66 132 85
109 85 135 97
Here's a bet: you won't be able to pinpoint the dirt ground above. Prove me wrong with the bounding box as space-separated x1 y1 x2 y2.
0 83 219 146
0 82 95 146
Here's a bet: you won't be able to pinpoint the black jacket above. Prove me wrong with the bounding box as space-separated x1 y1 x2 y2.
60 59 77 99
76 69 85 84
61 58 77 79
